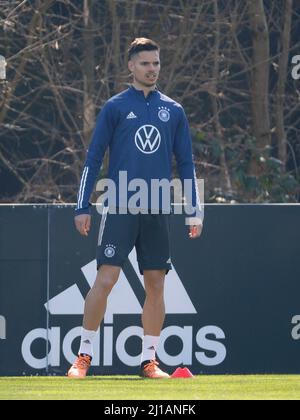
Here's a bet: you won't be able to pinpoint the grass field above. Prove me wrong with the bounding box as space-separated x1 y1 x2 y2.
0 375 300 400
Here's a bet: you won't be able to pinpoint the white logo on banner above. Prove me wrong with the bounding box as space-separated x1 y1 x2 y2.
21 250 226 369
45 248 196 322
135 125 161 154
291 315 300 340
291 55 300 80
0 316 6 340
0 56 6 80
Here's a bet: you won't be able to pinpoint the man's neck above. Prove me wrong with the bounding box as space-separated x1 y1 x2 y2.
132 81 156 98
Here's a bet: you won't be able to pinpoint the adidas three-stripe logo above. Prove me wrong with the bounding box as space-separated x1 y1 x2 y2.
45 248 197 322
126 112 137 119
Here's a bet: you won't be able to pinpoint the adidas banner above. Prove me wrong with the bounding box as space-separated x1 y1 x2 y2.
0 204 300 375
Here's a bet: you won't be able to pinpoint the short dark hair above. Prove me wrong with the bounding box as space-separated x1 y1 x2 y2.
127 38 160 61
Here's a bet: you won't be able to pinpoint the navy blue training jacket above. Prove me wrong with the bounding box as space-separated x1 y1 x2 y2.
75 85 201 219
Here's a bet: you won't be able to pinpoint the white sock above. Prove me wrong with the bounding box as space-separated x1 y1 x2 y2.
141 335 160 364
79 328 96 359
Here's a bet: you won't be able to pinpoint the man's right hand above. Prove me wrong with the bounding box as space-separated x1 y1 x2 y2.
74 214 91 236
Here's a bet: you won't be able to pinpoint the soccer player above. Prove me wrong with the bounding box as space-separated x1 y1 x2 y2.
68 38 203 379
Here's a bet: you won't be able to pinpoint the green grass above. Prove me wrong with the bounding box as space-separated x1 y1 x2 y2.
0 375 300 400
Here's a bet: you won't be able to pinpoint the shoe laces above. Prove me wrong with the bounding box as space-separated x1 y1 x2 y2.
74 355 91 369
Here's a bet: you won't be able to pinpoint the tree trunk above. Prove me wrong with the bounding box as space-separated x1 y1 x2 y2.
249 0 271 172
82 0 96 148
211 0 232 195
109 0 122 93
276 0 293 172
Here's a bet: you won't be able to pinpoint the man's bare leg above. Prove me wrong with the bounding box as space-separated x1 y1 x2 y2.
140 269 169 378
68 264 121 378
83 264 121 331
142 269 166 336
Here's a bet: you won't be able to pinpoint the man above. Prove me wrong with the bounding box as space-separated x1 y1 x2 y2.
68 38 202 379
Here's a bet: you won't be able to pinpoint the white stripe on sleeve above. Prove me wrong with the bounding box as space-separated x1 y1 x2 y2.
76 166 88 210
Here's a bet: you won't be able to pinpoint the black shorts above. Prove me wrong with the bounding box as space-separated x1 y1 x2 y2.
96 208 172 275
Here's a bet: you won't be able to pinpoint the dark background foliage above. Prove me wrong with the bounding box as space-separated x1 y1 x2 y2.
0 0 299 204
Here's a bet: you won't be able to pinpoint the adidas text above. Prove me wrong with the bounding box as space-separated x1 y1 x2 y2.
22 325 226 369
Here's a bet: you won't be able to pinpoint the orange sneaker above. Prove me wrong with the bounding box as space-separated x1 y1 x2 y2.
67 354 91 379
140 360 170 379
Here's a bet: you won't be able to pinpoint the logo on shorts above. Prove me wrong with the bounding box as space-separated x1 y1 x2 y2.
158 107 170 122
104 244 116 258
135 125 161 154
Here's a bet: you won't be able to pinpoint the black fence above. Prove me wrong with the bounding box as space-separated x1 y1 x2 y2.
0 204 299 376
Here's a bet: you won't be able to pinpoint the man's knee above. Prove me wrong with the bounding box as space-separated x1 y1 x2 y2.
94 265 120 294
144 272 165 300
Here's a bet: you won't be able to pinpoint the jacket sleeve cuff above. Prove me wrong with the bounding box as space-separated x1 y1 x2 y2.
185 217 203 226
75 204 92 216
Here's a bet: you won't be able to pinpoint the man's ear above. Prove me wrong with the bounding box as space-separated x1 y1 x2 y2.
128 60 134 73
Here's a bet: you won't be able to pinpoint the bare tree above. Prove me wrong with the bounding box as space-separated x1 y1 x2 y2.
276 0 293 172
210 0 232 194
82 0 96 147
248 0 271 170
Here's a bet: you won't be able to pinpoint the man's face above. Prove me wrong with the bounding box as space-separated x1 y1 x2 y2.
128 50 160 87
